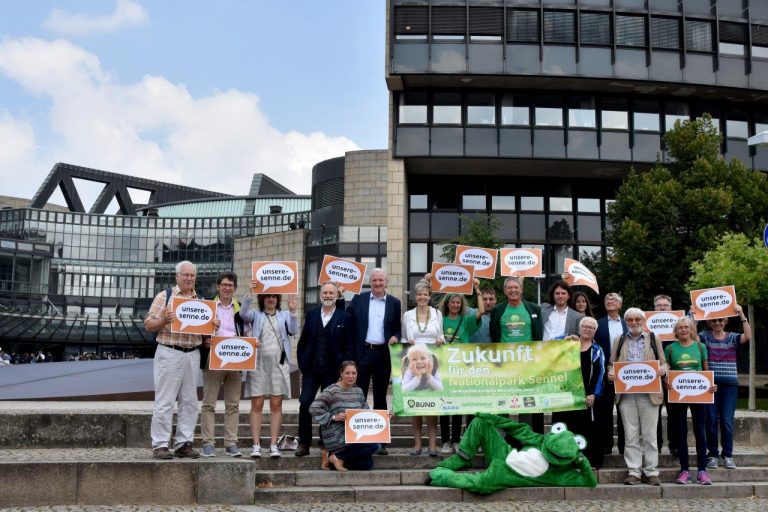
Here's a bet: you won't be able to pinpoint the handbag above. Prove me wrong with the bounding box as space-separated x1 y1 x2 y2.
277 434 299 451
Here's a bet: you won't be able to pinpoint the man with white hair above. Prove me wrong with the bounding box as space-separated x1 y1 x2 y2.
144 260 203 460
607 307 668 486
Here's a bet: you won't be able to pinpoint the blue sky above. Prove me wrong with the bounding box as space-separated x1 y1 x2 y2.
0 0 387 204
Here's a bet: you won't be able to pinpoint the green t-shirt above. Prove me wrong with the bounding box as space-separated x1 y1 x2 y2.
444 313 480 343
499 304 532 343
664 341 707 371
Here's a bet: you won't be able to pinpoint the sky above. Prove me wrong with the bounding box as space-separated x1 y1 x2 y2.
0 0 387 208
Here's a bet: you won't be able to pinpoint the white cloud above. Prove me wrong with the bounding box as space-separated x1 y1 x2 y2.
0 37 359 200
43 0 149 36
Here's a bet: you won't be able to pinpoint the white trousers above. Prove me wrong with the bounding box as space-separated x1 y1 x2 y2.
151 345 200 449
619 393 660 477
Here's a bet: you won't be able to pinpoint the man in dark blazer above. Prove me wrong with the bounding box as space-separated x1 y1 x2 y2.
594 292 628 455
341 268 401 454
295 282 353 456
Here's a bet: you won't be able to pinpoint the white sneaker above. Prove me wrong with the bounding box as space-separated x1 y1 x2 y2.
440 442 453 454
250 444 261 458
270 444 281 458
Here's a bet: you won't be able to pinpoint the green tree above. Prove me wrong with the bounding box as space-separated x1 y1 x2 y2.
688 233 768 410
598 115 768 310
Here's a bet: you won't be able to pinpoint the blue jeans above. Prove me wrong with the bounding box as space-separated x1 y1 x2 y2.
334 443 379 470
670 403 707 472
706 383 738 458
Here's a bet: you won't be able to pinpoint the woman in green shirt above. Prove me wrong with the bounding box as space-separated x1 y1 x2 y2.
437 278 484 453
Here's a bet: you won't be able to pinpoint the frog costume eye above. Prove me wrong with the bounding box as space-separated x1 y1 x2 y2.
550 422 567 434
574 435 587 450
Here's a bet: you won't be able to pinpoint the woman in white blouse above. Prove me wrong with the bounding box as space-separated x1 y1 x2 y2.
401 279 443 456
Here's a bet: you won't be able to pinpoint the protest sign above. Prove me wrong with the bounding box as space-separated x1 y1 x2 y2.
318 255 367 294
563 259 599 294
613 360 662 394
499 248 542 277
344 409 391 444
643 310 685 342
455 245 498 279
430 262 475 294
208 337 258 371
170 297 217 336
667 370 715 404
251 261 299 294
390 340 586 416
690 286 737 321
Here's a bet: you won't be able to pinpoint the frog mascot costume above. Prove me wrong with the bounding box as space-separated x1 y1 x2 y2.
428 413 597 494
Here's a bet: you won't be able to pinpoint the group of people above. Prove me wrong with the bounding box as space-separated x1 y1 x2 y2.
145 259 752 484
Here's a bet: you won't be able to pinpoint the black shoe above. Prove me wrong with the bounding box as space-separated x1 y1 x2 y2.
153 447 173 460
377 446 389 456
295 444 310 457
670 448 679 457
173 442 200 459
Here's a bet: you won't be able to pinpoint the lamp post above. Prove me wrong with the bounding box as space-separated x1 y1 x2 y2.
742 133 766 410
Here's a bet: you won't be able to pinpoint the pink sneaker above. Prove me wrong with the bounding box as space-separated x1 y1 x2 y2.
697 470 712 485
675 470 690 484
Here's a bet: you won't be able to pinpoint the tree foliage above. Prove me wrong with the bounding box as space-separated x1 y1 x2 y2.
689 233 768 307
598 115 768 309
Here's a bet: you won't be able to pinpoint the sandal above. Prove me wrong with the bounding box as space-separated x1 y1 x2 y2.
329 453 348 472
428 449 439 457
409 448 422 456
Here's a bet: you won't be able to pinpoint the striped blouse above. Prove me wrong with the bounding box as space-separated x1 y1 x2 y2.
309 383 368 452
699 330 741 386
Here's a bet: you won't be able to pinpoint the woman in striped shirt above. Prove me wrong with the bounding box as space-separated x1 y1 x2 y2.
310 360 380 471
698 304 751 470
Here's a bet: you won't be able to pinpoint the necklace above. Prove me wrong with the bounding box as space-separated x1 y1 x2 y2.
417 307 430 333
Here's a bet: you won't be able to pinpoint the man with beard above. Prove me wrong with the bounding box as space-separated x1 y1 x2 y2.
295 282 353 457
607 307 668 486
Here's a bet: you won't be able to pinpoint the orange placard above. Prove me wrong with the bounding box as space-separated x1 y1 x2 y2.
318 255 367 294
208 337 258 371
455 245 498 280
251 261 299 294
689 285 737 321
613 360 662 394
643 310 685 342
563 258 600 294
430 262 475 294
170 297 217 336
667 370 715 404
344 409 391 444
499 248 542 277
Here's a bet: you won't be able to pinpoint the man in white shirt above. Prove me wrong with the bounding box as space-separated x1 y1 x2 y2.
595 292 628 455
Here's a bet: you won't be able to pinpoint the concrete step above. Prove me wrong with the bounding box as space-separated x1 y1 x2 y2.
252 482 768 504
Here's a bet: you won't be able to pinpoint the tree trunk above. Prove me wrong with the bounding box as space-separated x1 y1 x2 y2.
749 304 756 411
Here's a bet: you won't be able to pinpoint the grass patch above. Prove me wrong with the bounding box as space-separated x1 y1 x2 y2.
736 398 768 410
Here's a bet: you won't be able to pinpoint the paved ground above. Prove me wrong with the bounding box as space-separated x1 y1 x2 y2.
1 499 766 512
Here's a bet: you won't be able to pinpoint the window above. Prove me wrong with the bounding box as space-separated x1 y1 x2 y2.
544 11 575 44
651 17 680 50
549 197 572 212
433 93 462 125
469 6 503 41
616 15 647 47
432 6 466 41
462 195 486 210
726 120 748 139
568 97 596 129
665 102 689 132
467 93 496 125
685 20 713 52
633 101 661 132
535 96 564 127
501 94 530 126
601 98 629 130
507 9 539 43
409 243 428 273
410 195 428 209
399 92 427 124
752 25 768 59
580 12 611 46
432 243 452 264
520 196 544 211
492 196 516 210
719 21 747 56
577 198 601 213
577 217 602 241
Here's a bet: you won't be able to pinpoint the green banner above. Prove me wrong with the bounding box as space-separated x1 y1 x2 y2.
390 340 586 416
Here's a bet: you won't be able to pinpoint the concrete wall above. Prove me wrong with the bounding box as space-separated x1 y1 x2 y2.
342 150 389 227
386 158 406 304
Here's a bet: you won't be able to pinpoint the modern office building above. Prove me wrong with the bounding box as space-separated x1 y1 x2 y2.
384 0 768 298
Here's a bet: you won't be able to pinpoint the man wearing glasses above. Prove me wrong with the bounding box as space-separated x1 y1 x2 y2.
144 260 204 460
607 308 668 486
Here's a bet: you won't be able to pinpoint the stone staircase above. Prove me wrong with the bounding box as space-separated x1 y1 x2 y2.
0 402 766 507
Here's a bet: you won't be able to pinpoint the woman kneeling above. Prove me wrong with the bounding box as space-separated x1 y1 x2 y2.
309 360 379 471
